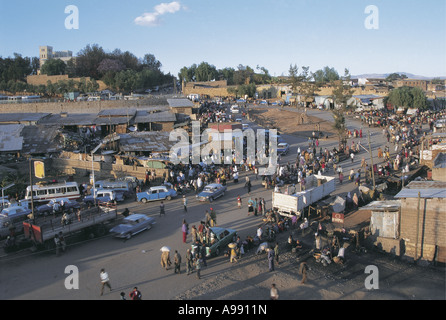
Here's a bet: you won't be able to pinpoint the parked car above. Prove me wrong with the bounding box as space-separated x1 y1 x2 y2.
192 227 237 257
35 198 81 216
83 190 122 207
277 142 290 155
137 186 177 203
196 183 227 202
109 214 156 239
95 180 133 199
0 206 31 239
230 105 240 113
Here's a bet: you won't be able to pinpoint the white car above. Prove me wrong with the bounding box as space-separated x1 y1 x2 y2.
230 105 240 113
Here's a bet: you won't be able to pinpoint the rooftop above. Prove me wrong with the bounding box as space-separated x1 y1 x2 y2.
117 132 176 153
394 180 446 199
167 98 195 108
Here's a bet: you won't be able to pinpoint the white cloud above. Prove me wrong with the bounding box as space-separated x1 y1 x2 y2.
135 1 183 27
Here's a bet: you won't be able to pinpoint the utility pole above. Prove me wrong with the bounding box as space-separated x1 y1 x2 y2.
415 191 421 261
28 159 35 220
367 131 376 190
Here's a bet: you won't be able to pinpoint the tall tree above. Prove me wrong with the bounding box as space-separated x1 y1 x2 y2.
75 44 107 79
313 66 340 84
195 62 218 82
386 86 428 110
330 69 354 148
331 68 354 110
40 59 66 76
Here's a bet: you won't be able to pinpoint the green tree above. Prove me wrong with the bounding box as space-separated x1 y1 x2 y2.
178 64 197 83
237 83 257 98
385 73 408 82
218 67 235 85
313 66 340 84
288 64 303 93
141 53 162 72
195 62 218 82
386 86 428 110
330 69 354 148
114 70 138 92
331 69 354 110
40 59 66 75
75 44 107 79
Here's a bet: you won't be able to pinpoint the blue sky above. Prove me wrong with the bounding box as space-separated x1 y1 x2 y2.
0 0 445 78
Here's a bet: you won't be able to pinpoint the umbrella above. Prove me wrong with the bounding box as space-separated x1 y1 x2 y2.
160 246 171 252
228 243 237 249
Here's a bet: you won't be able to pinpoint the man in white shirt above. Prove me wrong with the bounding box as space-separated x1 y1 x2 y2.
100 269 112 296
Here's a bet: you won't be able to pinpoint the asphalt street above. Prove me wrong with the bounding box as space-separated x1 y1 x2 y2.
0 104 401 300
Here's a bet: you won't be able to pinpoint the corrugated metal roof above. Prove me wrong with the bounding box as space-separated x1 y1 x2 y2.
0 113 51 124
39 113 98 126
134 110 177 123
433 153 446 168
167 98 194 108
94 116 133 125
98 108 137 117
395 181 446 198
0 124 24 152
21 125 60 154
117 132 175 153
359 200 401 211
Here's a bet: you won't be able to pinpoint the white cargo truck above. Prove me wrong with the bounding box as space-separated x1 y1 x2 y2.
272 175 336 218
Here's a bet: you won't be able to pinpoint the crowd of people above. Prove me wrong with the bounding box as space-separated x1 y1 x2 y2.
101 101 445 299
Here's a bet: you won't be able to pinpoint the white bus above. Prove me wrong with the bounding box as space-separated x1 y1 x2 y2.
25 181 81 203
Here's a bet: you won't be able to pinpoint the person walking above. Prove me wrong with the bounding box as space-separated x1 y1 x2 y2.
174 250 182 274
230 246 238 263
183 195 187 213
182 219 188 243
129 287 142 300
160 250 172 270
274 242 280 265
299 261 308 284
270 283 279 300
267 248 275 272
237 195 242 209
210 208 217 227
186 249 194 275
247 198 254 216
100 268 112 296
159 201 165 217
195 254 203 279
260 198 266 216
245 179 252 194
257 226 263 241
58 232 66 253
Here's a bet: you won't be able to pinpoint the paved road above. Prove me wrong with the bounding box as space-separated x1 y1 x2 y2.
0 105 414 300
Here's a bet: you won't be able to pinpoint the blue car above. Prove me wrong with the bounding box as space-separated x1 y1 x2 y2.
109 214 156 239
196 183 227 202
277 142 290 155
137 186 177 203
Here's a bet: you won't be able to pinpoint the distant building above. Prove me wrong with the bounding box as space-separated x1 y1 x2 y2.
39 45 73 70
394 79 428 91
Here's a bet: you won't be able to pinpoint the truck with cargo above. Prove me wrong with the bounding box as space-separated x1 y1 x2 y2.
272 174 336 218
22 203 118 251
